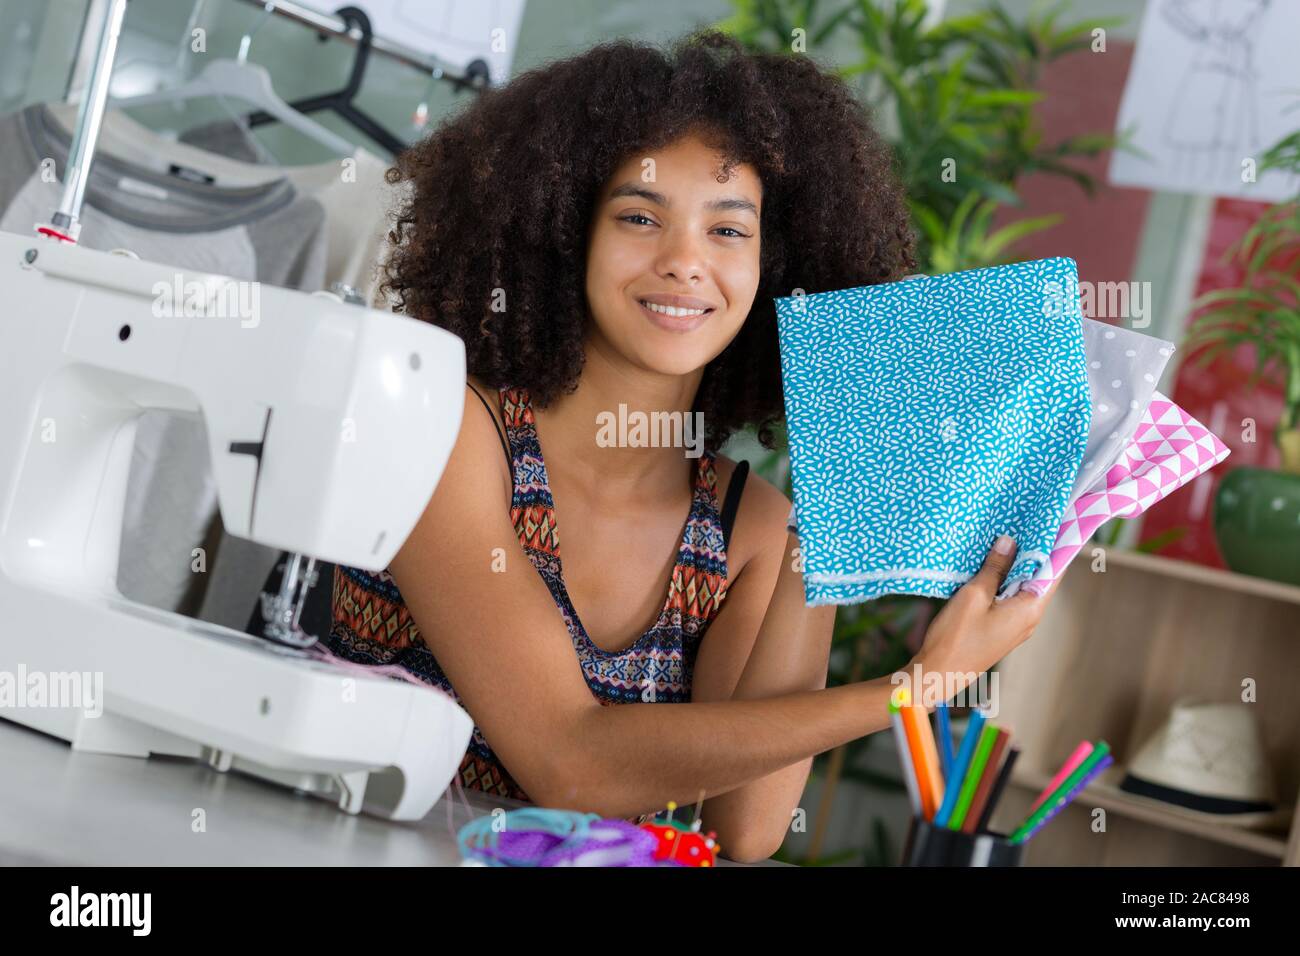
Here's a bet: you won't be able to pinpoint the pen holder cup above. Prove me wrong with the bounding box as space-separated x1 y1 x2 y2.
900 816 1026 867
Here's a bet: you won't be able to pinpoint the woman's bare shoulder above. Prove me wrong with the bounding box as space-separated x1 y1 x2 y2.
465 373 497 404
712 451 792 576
450 375 513 511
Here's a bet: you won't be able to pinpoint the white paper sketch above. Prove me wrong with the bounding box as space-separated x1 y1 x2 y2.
1109 0 1300 202
317 0 527 87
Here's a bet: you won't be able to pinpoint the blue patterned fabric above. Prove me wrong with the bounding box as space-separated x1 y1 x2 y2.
775 257 1091 604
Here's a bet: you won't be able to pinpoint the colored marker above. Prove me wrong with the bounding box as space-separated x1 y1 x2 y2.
1011 741 1112 843
975 746 1020 833
962 728 1010 834
948 721 1000 831
889 694 923 819
913 700 945 816
1030 740 1093 813
1016 754 1114 844
896 689 940 819
935 707 986 827
936 700 955 779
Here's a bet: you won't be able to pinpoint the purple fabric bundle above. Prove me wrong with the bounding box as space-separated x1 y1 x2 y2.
464 816 667 867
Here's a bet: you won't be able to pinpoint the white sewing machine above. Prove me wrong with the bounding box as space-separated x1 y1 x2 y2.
0 229 474 820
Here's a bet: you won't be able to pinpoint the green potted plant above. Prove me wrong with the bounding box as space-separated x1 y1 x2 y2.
1182 132 1300 584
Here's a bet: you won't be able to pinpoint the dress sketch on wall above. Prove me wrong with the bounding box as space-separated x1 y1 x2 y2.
1161 0 1271 184
1110 0 1299 201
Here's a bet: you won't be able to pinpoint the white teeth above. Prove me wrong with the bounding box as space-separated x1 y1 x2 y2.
641 301 707 317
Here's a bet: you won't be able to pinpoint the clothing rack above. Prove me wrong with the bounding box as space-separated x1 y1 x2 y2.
231 0 491 89
50 0 501 236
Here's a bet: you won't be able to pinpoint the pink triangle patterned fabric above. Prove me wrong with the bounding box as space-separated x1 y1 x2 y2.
1016 391 1231 597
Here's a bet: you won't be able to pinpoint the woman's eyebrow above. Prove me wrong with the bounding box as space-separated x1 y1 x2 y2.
606 182 757 216
608 183 668 205
706 197 758 216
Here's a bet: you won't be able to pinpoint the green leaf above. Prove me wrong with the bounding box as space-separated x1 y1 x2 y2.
983 212 1063 260
812 3 857 44
1135 526 1188 555
965 89 1044 108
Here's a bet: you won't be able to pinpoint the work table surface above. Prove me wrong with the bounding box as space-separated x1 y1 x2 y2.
0 720 774 867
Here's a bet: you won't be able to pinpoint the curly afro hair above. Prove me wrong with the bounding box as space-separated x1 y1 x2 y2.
382 29 915 451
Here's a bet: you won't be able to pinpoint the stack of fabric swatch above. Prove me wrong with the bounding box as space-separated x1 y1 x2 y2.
776 258 1231 605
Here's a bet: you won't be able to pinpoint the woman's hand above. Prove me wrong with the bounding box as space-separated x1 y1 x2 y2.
911 535 1062 702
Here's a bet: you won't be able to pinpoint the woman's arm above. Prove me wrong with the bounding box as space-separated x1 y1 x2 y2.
392 387 1056 858
560 523 1050 855
691 530 836 862
695 522 1062 861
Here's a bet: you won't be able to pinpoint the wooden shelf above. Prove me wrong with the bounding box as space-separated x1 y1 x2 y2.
1009 768 1290 861
1102 547 1300 607
992 549 1300 866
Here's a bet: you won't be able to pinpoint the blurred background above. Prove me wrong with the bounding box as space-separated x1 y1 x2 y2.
3 0 1296 866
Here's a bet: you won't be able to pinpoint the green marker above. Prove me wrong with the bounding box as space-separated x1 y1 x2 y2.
1010 741 1112 843
948 722 999 830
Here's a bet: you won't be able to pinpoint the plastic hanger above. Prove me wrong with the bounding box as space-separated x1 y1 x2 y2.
109 2 354 157
240 5 410 155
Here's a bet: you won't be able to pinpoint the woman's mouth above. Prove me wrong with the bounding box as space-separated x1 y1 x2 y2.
637 298 715 333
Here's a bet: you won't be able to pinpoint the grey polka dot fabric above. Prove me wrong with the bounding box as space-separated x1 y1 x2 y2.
1072 318 1175 498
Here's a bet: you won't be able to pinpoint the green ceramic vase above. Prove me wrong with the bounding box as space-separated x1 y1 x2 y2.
1213 467 1300 586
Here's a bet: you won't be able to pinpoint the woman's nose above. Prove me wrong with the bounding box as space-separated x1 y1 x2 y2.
655 229 708 284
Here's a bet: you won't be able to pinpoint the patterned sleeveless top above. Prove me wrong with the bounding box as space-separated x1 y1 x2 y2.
327 385 739 807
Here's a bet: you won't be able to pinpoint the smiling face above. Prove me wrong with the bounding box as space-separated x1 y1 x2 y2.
583 132 762 378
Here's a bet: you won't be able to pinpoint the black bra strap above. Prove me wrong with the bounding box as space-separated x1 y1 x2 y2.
720 459 749 551
468 383 513 481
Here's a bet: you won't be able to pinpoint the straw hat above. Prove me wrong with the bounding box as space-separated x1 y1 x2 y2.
1118 698 1290 830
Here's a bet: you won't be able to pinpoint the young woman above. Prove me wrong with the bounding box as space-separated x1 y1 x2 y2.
328 30 1062 862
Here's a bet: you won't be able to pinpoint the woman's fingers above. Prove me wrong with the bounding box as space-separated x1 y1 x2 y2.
918 535 1063 678
991 568 1064 653
960 534 1018 607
